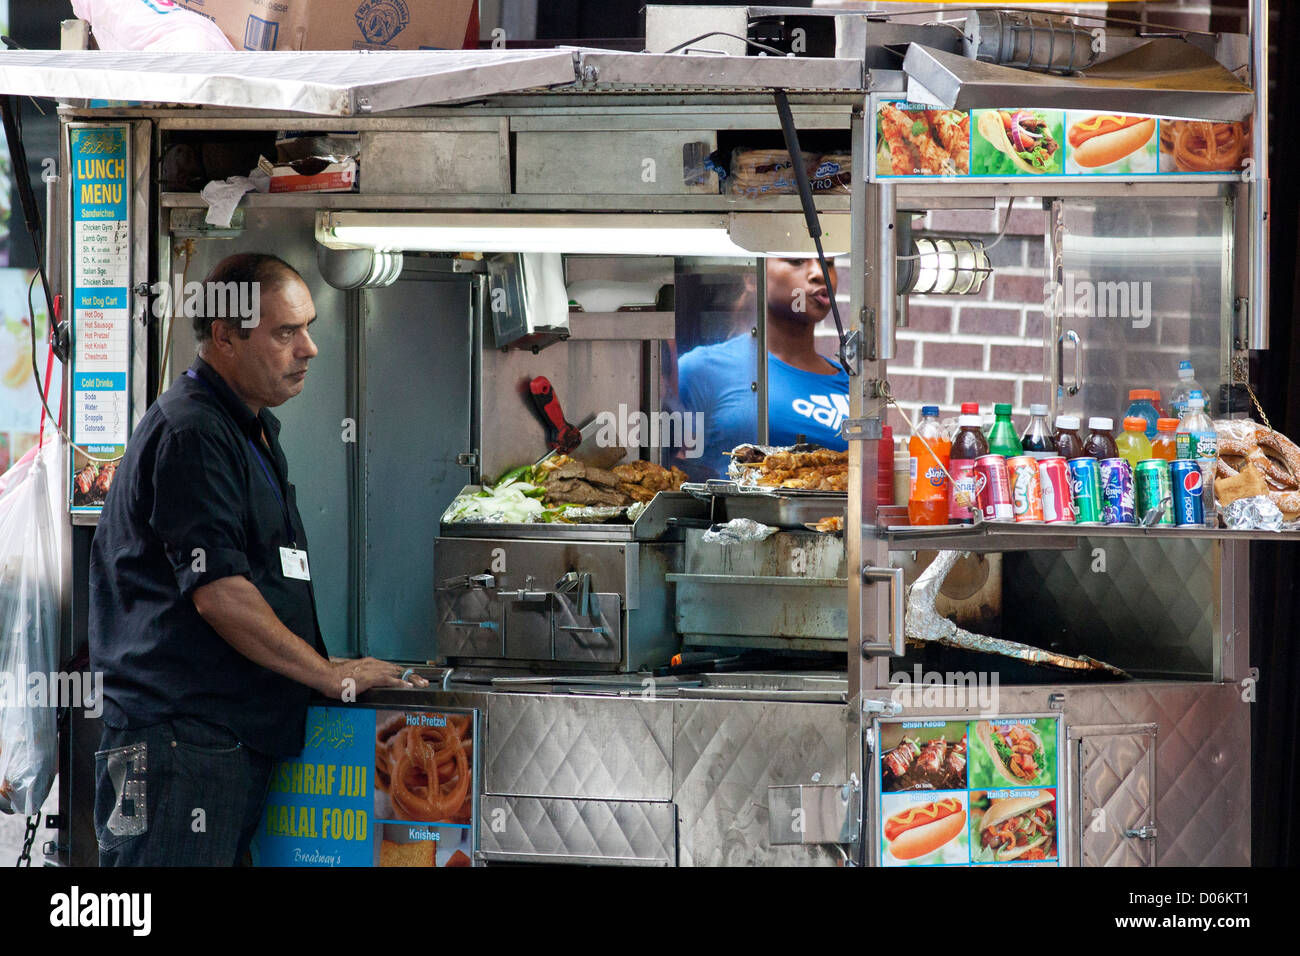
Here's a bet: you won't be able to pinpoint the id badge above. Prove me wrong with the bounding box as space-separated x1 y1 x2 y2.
280 547 311 581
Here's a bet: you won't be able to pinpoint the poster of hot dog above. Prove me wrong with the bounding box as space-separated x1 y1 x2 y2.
1065 112 1159 174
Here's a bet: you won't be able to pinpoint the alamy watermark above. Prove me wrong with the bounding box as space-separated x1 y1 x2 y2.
0 670 103 719
149 275 262 328
889 666 1000 714
594 403 704 459
1045 272 1152 329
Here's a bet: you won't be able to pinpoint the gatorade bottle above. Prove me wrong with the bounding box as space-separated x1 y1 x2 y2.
908 406 952 526
1124 389 1161 439
1116 417 1153 471
1150 418 1179 461
988 403 1023 458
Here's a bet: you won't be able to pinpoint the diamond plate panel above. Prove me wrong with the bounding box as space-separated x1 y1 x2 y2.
480 795 676 866
673 699 849 867
948 682 1249 866
485 695 672 801
1002 538 1216 678
1079 733 1154 867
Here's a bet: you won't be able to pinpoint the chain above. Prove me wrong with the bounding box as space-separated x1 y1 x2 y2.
16 814 38 867
1231 354 1275 433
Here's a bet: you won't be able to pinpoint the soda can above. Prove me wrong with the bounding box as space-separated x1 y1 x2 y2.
1007 456 1045 523
1170 459 1206 527
948 458 979 522
1038 457 1076 524
1100 458 1136 525
1066 457 1104 525
973 454 1014 522
1135 459 1175 526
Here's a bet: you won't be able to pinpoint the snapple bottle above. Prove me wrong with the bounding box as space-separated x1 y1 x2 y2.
908 406 952 526
948 413 989 523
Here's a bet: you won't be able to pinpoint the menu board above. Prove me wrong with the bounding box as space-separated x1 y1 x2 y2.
873 99 1252 182
68 125 131 514
876 716 1061 867
253 705 478 868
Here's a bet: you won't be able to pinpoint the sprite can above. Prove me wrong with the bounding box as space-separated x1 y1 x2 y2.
1066 457 1104 525
1135 459 1175 526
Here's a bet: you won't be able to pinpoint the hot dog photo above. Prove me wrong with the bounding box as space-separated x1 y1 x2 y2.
970 790 1058 864
1065 112 1158 174
881 792 969 866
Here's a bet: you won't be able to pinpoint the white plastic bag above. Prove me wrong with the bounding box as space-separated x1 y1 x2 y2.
72 0 235 52
0 439 63 816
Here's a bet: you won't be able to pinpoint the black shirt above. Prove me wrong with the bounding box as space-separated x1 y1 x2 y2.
89 356 327 756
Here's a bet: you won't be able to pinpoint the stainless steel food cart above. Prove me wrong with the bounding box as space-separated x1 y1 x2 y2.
0 0 1272 866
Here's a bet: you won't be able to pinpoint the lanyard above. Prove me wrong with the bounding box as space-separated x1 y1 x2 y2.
185 368 298 548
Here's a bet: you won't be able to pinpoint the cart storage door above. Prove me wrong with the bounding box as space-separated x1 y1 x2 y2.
1073 724 1157 867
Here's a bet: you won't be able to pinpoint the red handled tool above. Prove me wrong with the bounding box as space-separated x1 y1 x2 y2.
528 376 582 453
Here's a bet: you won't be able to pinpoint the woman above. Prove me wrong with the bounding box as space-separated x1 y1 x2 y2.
676 258 849 479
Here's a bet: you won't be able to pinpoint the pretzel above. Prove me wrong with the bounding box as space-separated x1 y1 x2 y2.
1255 427 1300 487
375 715 474 823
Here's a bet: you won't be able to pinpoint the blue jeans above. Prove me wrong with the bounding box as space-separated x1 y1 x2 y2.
94 717 274 867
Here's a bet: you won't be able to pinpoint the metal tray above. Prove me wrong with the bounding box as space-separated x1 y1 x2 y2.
439 489 709 541
680 481 845 529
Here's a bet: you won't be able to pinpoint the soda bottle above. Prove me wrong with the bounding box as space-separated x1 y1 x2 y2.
908 406 952 526
1054 415 1085 461
1083 417 1119 460
1020 404 1055 459
1124 389 1161 439
988 403 1023 458
1150 418 1179 461
1116 416 1153 471
948 414 989 523
1175 395 1217 527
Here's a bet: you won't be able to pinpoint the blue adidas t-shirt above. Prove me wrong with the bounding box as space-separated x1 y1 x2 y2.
677 334 850 478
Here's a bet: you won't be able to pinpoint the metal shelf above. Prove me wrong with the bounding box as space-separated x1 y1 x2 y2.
160 191 852 212
882 520 1300 552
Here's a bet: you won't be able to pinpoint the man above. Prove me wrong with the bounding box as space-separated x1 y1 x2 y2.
677 257 849 478
89 253 425 866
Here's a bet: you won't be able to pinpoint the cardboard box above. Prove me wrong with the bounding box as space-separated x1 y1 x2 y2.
257 155 357 192
174 0 475 51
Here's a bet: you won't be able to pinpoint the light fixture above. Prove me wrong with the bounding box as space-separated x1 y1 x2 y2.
901 237 992 296
315 211 848 259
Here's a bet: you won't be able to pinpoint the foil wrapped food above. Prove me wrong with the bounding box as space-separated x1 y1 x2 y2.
905 550 1128 676
701 518 778 544
1222 495 1284 531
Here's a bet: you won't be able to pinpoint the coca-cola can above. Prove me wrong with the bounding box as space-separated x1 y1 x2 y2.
1037 456 1077 524
973 454 1014 522
1007 455 1045 523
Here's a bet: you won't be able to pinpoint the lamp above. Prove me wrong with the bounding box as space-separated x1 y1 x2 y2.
900 237 992 296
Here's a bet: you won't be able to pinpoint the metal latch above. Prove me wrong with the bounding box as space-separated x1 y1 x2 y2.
439 573 495 590
861 697 902 716
1124 825 1158 840
840 417 884 441
456 451 479 468
555 571 599 617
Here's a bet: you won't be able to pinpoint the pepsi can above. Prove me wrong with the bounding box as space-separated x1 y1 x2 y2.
1100 458 1136 525
1170 460 1206 527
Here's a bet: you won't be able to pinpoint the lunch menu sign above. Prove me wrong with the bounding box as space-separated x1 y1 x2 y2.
875 716 1062 867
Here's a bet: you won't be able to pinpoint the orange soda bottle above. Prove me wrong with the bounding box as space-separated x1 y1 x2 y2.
908 405 952 526
1150 418 1179 461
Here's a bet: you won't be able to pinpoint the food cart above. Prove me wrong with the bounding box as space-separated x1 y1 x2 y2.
0 1 1272 866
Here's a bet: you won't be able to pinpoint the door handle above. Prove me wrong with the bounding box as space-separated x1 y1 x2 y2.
860 566 904 657
1058 329 1082 396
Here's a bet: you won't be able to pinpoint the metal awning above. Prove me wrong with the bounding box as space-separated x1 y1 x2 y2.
902 39 1254 122
0 49 582 115
0 48 864 116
